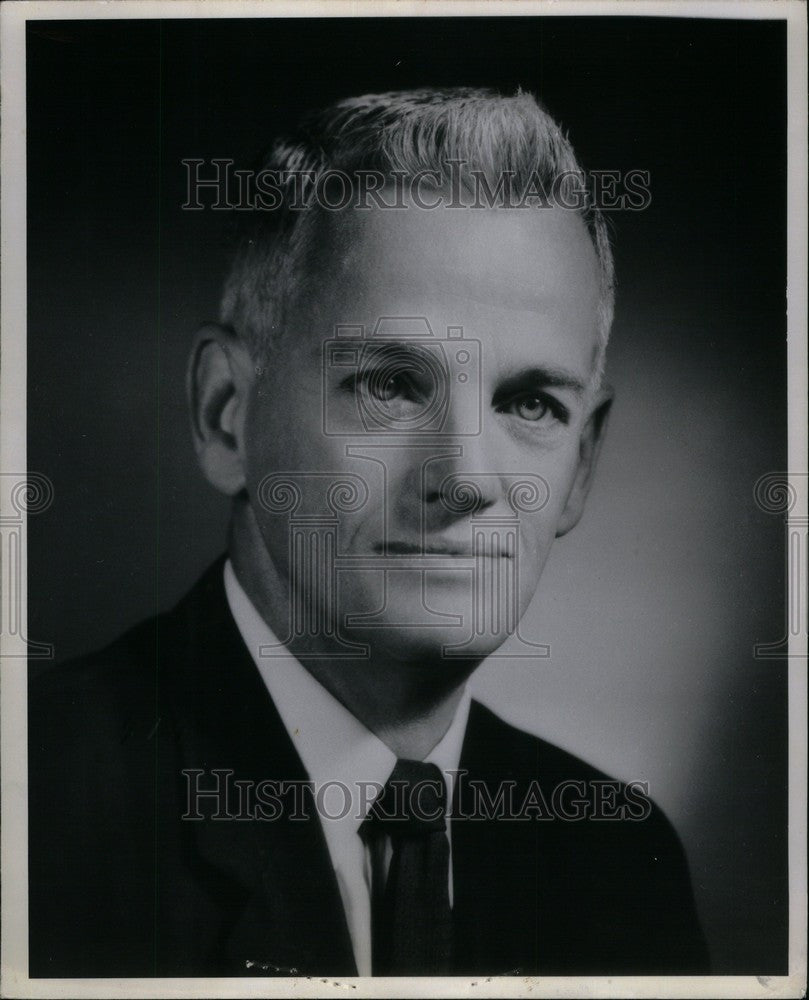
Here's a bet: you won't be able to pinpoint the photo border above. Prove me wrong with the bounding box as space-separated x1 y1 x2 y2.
2 2 805 997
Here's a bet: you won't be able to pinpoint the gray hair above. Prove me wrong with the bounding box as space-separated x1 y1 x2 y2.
220 87 615 383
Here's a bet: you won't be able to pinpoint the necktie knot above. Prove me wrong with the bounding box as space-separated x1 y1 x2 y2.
362 759 447 838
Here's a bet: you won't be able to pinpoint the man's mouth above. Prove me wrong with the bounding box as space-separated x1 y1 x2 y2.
373 539 513 558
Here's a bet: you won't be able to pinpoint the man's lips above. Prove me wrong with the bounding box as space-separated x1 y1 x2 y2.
373 540 514 557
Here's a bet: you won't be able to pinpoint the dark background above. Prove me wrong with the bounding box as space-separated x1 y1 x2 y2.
27 16 788 973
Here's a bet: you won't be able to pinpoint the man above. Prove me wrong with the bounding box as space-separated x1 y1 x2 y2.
29 88 709 978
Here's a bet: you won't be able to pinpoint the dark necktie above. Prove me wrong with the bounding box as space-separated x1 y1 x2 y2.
360 759 454 976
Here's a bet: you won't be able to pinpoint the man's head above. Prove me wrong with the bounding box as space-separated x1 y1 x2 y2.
219 88 614 381
189 87 614 666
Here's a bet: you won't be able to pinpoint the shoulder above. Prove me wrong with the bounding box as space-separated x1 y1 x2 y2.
27 570 221 978
28 558 236 799
463 700 710 972
30 557 229 741
465 698 628 786
464 699 686 845
30 614 159 744
32 610 160 699
28 612 178 845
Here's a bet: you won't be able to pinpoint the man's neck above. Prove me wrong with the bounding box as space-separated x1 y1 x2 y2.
300 657 470 760
228 503 478 760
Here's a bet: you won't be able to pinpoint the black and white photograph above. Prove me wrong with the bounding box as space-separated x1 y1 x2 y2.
1 2 806 997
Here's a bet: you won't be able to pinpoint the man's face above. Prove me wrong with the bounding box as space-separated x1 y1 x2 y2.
241 201 604 663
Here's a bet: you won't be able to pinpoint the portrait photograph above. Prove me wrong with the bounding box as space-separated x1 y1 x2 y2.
0 2 806 998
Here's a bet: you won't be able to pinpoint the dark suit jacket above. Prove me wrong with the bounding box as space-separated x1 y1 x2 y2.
29 558 710 978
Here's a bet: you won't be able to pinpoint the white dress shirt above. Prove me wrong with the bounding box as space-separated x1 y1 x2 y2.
223 560 471 976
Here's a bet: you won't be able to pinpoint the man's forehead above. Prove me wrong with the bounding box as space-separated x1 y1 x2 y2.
290 202 602 379
309 200 601 312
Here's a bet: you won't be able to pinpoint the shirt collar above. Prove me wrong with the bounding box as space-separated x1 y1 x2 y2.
223 559 471 833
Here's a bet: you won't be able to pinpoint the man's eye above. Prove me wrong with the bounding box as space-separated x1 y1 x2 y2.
348 366 427 407
500 393 560 424
515 395 549 421
368 372 413 402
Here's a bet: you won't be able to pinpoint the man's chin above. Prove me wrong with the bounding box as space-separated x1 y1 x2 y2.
339 619 515 668
336 576 522 664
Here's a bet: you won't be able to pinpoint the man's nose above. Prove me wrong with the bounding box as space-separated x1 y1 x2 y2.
421 421 506 518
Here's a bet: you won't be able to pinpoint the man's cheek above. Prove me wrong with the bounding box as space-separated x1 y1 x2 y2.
519 508 557 560
254 511 293 568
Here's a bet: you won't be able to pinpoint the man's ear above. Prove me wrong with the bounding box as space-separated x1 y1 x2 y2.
187 323 255 496
555 385 614 537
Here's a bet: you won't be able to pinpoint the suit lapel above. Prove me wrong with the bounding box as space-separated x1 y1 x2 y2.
162 560 357 975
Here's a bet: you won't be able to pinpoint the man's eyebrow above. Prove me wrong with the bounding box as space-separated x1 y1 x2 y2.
316 337 436 360
319 339 590 395
494 367 589 397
